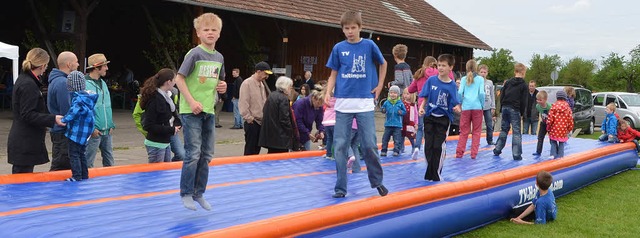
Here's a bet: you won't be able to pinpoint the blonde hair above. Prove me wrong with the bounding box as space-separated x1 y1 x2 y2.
194 12 222 30
402 88 416 103
606 102 616 112
465 59 478 86
514 63 527 74
309 84 325 101
392 44 408 60
22 48 50 72
340 10 362 27
413 56 436 80
536 90 548 100
564 86 575 98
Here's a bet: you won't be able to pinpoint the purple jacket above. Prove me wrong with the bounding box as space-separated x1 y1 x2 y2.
293 96 324 143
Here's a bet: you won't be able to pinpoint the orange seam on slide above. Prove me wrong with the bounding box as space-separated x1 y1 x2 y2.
184 143 634 238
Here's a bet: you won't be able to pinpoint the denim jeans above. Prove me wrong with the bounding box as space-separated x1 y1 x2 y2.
523 117 538 135
50 132 71 171
146 145 172 163
598 134 618 143
493 106 523 160
348 128 362 173
483 109 494 144
325 126 334 157
549 140 565 158
85 133 114 168
334 111 383 195
68 139 88 180
170 134 186 162
180 113 215 197
381 126 403 154
415 114 424 149
232 98 244 128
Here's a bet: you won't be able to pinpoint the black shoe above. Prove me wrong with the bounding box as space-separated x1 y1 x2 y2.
332 193 346 198
376 185 388 196
215 125 222 128
230 126 242 129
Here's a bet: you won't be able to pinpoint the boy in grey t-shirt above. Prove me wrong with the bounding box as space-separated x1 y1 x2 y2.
479 64 495 145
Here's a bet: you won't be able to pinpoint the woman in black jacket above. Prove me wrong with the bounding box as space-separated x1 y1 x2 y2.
259 76 295 153
140 68 181 163
8 48 65 173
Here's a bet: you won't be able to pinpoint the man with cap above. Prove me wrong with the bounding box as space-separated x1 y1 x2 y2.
47 51 80 171
239 61 272 155
84 53 116 168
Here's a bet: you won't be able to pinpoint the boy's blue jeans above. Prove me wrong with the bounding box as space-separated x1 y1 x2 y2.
381 126 403 154
180 113 215 198
232 98 243 128
598 134 618 143
170 134 186 162
85 133 114 168
493 106 523 160
69 139 88 180
415 114 424 149
334 111 383 195
523 117 538 135
483 109 494 144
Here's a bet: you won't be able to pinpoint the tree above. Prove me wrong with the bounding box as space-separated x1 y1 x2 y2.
594 44 640 92
526 53 561 86
558 57 595 88
476 48 515 84
593 53 626 92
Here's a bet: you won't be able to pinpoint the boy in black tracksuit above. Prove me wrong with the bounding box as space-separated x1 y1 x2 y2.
493 63 529 160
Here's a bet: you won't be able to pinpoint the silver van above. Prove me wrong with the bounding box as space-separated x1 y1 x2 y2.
592 92 640 129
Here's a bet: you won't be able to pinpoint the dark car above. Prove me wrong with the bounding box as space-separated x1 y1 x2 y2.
537 86 595 134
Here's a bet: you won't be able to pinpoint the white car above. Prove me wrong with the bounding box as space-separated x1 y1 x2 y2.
592 92 640 129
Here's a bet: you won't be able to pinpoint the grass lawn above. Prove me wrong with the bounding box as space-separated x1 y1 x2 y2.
458 154 640 237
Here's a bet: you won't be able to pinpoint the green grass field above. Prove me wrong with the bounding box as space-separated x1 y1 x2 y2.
458 133 640 237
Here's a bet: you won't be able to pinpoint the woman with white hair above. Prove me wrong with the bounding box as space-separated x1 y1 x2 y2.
259 76 296 153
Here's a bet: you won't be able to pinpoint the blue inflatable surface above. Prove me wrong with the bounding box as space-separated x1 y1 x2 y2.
0 135 636 237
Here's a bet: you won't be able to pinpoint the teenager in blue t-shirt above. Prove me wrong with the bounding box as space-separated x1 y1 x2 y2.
418 54 460 182
324 10 388 198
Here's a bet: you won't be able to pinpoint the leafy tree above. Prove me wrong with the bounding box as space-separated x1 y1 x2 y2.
476 48 515 84
593 45 640 92
526 53 562 86
558 57 595 88
593 53 626 92
142 10 193 71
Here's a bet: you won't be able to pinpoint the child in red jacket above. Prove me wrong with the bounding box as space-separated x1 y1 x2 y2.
617 120 640 153
546 91 574 159
402 88 419 160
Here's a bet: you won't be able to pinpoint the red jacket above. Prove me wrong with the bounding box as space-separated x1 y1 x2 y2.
617 127 640 142
547 100 574 142
402 101 418 139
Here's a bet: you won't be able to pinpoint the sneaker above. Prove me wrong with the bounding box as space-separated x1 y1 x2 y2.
332 193 346 198
230 126 242 129
392 152 399 156
549 156 555 159
347 156 355 169
65 177 77 182
324 155 334 160
318 145 325 150
376 185 389 196
411 148 419 160
380 152 387 157
487 141 495 145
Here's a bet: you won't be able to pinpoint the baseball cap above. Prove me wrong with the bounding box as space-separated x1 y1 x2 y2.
255 61 273 74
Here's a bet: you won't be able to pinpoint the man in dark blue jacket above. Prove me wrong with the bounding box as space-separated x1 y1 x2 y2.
47 51 79 171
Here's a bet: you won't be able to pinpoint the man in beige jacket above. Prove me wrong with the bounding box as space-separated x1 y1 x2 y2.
239 61 272 155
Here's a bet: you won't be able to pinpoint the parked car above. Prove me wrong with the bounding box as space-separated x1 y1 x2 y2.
537 86 595 134
592 92 640 129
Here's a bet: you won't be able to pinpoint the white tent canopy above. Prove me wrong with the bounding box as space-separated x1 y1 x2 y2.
0 42 19 84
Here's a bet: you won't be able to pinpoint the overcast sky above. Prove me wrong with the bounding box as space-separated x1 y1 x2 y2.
426 0 640 66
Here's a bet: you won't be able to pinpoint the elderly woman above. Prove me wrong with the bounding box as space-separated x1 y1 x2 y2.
259 76 295 153
293 85 325 151
8 48 65 173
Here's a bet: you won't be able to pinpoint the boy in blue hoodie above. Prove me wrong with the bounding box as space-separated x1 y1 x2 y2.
599 103 618 143
62 71 98 181
380 85 406 156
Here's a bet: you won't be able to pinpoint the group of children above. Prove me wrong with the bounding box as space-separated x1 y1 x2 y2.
598 102 640 152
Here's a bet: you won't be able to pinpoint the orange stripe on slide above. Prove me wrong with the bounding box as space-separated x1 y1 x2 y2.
184 142 635 238
0 131 500 185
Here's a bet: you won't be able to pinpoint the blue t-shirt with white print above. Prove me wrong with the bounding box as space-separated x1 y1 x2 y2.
419 76 460 122
326 39 385 99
